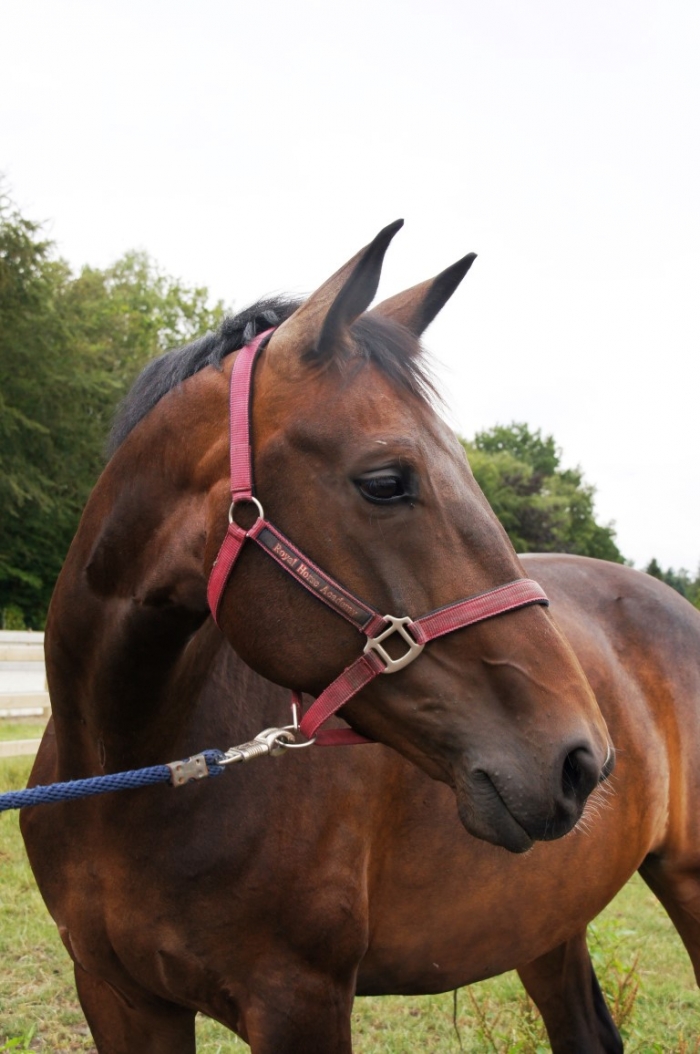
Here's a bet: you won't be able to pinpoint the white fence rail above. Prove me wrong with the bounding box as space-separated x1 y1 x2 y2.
0 630 49 757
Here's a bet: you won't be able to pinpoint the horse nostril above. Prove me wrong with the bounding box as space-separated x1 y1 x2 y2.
561 746 600 803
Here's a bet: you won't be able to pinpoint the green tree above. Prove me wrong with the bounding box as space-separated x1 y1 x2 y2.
67 252 224 381
462 423 624 562
0 189 225 627
645 559 700 608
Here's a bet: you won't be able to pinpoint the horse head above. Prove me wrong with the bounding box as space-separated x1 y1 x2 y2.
199 222 613 853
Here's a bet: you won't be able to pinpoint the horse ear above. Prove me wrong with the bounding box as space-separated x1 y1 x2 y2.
370 252 476 336
267 219 404 365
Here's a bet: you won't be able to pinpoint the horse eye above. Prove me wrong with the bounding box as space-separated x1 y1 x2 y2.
357 474 406 503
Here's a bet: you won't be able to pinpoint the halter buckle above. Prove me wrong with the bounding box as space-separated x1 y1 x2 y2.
364 615 425 674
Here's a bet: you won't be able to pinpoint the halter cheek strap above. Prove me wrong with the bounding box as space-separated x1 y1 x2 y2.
207 330 549 745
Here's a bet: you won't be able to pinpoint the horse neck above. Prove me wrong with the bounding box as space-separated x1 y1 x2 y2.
46 559 217 775
45 397 228 777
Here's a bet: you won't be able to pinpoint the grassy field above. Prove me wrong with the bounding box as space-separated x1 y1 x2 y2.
0 721 47 742
1 754 698 1053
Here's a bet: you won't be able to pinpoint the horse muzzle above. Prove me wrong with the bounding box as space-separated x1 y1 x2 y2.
450 737 615 854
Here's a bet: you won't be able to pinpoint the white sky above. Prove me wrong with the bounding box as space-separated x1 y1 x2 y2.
3 0 699 571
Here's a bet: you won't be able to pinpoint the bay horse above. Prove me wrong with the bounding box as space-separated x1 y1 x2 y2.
20 223 700 1053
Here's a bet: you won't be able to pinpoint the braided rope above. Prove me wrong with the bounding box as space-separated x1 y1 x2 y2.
0 750 225 813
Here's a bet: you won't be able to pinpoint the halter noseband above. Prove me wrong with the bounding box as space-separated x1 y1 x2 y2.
207 330 549 745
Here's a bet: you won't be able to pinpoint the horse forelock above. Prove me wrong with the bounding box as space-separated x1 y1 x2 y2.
107 298 437 459
346 314 439 407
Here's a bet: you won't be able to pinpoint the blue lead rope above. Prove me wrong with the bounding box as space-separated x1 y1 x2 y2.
0 750 226 813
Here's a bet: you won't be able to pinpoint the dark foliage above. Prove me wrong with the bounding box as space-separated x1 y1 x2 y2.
0 189 224 627
645 559 700 607
462 423 624 563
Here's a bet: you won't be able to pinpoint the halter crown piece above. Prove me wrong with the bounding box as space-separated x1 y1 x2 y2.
207 330 550 746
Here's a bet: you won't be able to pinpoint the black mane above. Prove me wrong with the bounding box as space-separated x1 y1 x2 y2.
108 296 436 456
107 297 300 455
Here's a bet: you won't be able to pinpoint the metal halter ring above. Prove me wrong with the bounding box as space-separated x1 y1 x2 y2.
276 733 317 750
228 496 265 525
363 615 425 674
277 701 317 748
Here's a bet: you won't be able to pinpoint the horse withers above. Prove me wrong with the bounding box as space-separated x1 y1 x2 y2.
21 223 699 1052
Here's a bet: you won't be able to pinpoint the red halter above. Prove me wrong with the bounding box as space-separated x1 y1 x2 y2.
207 330 549 745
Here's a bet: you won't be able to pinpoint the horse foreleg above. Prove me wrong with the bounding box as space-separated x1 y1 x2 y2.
517 931 623 1054
239 965 355 1054
640 853 700 986
74 963 196 1054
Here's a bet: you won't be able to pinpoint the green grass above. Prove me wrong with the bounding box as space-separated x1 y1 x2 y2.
0 722 47 743
1 755 699 1052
